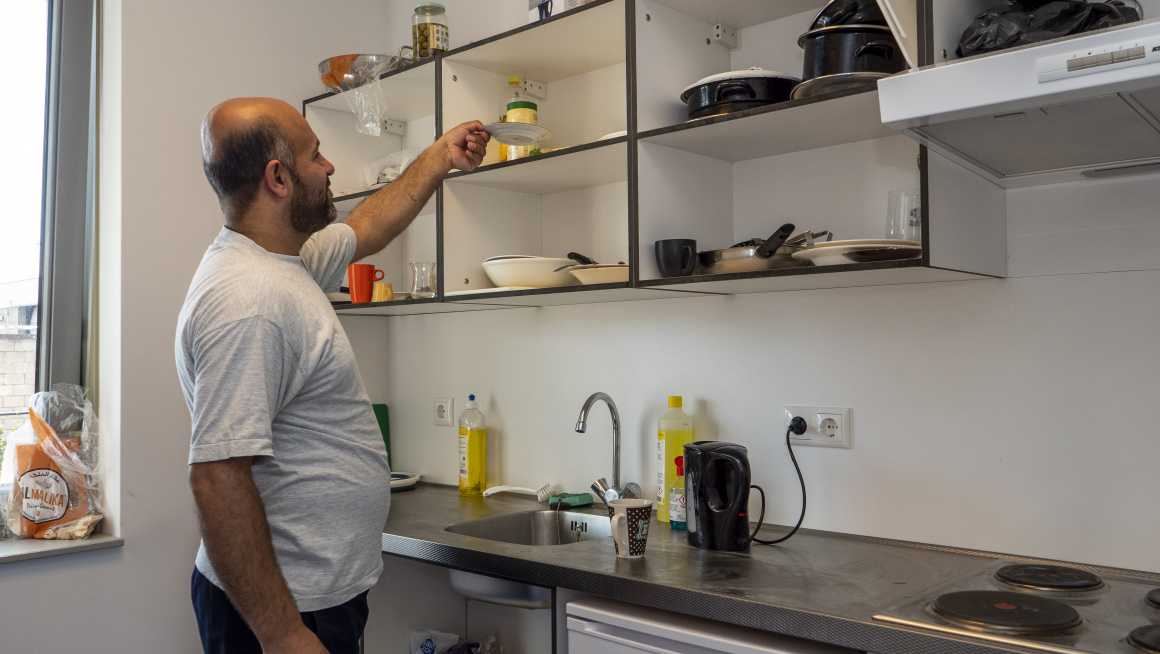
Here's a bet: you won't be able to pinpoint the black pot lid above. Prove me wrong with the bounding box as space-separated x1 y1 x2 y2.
797 23 894 48
681 67 799 97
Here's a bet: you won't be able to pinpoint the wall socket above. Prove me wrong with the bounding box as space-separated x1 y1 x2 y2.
784 406 852 448
435 397 453 426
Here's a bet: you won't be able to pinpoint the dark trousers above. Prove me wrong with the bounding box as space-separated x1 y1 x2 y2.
191 567 368 654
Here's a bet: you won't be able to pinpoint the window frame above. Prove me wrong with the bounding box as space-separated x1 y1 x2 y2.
36 0 98 391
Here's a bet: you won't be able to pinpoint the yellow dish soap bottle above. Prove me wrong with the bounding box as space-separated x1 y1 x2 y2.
458 394 487 497
657 395 693 522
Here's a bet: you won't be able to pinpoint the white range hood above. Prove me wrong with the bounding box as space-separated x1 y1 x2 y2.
879 19 1160 187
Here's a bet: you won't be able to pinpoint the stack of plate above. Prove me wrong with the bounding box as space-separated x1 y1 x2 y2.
791 239 920 266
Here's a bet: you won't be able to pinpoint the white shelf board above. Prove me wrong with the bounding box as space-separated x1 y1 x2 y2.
444 0 625 83
446 285 717 306
647 264 995 295
307 63 436 123
334 300 520 316
640 91 897 162
447 142 627 195
649 0 823 30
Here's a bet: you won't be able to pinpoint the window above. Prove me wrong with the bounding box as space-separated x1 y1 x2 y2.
0 2 49 444
0 0 97 467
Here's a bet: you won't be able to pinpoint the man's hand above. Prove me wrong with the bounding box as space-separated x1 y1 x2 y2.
438 120 490 172
264 625 330 654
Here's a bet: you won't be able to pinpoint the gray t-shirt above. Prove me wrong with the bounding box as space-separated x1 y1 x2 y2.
175 224 390 612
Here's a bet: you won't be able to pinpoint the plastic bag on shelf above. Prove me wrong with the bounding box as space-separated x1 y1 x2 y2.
362 149 421 189
957 0 1141 58
1 385 104 540
343 56 395 136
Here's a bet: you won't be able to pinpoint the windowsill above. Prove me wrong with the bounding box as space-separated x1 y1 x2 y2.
0 532 123 564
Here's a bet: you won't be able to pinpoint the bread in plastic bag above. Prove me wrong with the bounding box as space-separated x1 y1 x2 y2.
1 384 104 540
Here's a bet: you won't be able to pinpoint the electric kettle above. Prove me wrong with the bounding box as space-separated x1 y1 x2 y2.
683 441 753 551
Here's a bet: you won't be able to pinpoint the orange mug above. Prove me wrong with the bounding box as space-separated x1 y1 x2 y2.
348 264 384 303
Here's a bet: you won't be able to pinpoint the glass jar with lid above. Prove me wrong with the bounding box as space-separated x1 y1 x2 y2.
413 3 449 60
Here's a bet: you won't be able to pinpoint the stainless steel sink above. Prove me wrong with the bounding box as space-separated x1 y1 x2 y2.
444 509 611 546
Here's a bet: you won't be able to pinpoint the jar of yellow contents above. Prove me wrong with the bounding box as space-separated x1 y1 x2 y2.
413 2 449 60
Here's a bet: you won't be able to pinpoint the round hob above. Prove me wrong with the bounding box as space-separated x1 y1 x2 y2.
1130 624 1160 654
1147 588 1160 610
995 563 1104 592
932 590 1083 635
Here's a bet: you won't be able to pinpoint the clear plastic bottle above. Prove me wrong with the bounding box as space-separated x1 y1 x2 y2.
656 396 693 523
668 455 686 530
458 394 486 497
412 3 449 60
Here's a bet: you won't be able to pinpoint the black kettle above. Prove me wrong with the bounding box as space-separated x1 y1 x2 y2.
684 441 754 551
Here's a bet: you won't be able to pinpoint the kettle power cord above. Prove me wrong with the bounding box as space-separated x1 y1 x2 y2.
750 416 808 545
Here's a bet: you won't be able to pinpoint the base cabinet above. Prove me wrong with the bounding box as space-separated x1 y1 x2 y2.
566 597 858 654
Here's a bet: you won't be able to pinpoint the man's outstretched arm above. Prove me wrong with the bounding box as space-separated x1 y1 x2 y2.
344 120 489 262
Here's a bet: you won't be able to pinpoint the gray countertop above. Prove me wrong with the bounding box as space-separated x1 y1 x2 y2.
381 484 1095 654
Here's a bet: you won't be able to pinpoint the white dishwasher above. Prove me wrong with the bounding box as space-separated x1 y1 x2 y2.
566 597 860 654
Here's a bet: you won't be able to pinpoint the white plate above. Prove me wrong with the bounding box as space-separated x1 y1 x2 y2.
810 239 919 249
568 264 629 285
390 472 421 490
599 130 627 140
793 242 920 266
483 122 551 146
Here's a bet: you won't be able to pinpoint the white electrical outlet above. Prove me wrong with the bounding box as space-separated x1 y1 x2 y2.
784 406 853 448
435 397 453 426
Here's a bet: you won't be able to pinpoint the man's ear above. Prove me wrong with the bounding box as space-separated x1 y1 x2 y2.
263 159 291 198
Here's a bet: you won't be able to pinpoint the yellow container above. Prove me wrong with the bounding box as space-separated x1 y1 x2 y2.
656 396 693 523
458 394 487 497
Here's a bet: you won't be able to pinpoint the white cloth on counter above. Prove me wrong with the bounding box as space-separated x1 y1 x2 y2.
175 223 391 612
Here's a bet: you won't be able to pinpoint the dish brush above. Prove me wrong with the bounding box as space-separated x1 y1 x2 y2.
482 484 560 502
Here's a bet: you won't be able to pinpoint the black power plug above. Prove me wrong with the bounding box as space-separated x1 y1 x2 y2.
789 415 807 436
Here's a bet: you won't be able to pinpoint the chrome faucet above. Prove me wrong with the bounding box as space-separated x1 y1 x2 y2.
575 392 622 491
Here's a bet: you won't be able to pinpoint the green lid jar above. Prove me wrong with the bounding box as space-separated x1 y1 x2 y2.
413 3 448 60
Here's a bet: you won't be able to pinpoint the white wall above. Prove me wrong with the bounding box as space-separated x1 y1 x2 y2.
351 168 1160 575
0 0 414 651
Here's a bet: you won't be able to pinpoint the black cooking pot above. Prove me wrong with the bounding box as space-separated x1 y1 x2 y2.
809 0 888 29
680 68 799 120
798 24 906 84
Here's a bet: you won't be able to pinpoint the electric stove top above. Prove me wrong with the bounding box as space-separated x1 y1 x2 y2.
874 561 1160 653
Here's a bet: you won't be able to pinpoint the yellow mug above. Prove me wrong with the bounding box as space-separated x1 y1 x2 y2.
372 282 394 303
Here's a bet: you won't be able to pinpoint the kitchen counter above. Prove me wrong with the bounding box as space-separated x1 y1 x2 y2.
382 484 1151 654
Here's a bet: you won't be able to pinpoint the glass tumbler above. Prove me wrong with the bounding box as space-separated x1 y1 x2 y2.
886 189 921 242
409 262 435 299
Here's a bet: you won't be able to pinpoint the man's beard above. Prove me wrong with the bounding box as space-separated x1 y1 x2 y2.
288 168 337 235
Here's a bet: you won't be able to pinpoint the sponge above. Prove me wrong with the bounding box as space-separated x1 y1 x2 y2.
548 493 593 510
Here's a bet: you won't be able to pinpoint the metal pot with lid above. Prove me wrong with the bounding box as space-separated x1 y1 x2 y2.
794 23 906 100
680 68 800 120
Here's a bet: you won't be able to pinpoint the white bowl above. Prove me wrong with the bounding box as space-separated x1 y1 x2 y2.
482 257 578 288
569 264 628 285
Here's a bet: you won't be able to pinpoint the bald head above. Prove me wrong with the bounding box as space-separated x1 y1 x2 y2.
201 98 311 214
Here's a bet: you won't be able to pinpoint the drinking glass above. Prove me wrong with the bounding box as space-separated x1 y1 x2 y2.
409 262 435 299
886 189 921 242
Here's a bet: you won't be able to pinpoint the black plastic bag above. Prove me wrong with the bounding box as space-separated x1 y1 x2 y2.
958 1 1141 58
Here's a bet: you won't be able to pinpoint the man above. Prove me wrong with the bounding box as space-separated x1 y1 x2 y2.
176 97 489 654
